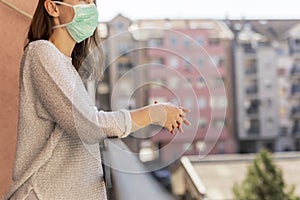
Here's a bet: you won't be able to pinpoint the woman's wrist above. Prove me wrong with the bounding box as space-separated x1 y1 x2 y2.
148 104 166 126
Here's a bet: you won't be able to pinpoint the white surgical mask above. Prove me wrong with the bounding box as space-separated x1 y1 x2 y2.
52 1 99 43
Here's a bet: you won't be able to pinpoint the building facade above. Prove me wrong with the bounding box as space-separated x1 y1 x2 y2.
0 0 37 197
130 19 236 164
229 20 300 153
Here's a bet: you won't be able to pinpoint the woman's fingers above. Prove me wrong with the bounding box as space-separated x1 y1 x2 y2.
177 123 184 133
155 102 191 134
183 118 191 126
179 106 191 113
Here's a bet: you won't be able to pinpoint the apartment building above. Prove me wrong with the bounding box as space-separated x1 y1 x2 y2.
131 19 236 164
228 20 300 153
288 24 300 149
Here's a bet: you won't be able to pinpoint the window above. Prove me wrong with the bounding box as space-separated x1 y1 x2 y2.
209 38 220 46
277 68 285 76
210 56 224 67
197 37 204 46
198 57 203 67
210 96 227 109
150 78 166 89
168 77 179 89
170 37 177 47
199 118 207 129
266 118 274 130
184 57 192 71
245 119 260 134
148 38 163 47
212 118 225 130
211 77 224 88
184 98 193 108
117 22 124 31
184 77 192 88
276 48 285 56
198 97 207 109
184 37 191 48
117 62 132 77
118 43 129 54
296 39 300 47
218 142 225 154
196 77 205 88
169 57 179 68
151 57 164 65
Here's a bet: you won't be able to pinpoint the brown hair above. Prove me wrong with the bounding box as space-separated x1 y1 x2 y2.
26 0 104 82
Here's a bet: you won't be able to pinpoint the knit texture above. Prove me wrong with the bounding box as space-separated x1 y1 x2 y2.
4 40 132 200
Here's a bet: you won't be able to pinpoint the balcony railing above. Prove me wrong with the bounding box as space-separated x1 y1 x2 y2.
245 86 258 95
291 84 300 96
246 107 259 116
292 120 300 136
245 67 257 75
101 138 175 200
247 128 260 135
242 43 256 54
171 157 207 200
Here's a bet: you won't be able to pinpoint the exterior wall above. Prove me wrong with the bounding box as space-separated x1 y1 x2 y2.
141 20 236 163
0 0 37 197
257 47 279 139
288 27 300 150
276 43 294 151
232 20 300 153
235 42 280 152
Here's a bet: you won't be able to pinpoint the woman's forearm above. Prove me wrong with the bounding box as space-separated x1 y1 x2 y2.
129 105 152 132
129 103 191 134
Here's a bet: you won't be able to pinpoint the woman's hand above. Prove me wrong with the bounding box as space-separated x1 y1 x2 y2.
149 102 191 134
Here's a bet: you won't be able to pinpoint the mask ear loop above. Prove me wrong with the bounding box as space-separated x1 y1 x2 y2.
52 1 76 29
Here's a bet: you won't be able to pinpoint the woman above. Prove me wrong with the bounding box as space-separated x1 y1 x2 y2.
5 0 190 199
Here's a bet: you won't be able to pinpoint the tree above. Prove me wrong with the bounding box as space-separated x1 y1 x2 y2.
233 149 300 200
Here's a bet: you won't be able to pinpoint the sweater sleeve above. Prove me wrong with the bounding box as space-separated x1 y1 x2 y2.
28 42 132 144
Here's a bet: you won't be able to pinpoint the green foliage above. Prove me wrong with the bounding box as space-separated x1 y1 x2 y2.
233 149 300 200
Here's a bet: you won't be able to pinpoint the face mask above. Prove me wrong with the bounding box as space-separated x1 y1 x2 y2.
52 1 99 43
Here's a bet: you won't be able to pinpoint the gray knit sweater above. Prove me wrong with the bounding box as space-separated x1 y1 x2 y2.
4 40 132 200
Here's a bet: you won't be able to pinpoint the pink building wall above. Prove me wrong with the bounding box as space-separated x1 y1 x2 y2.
147 28 236 160
0 0 37 197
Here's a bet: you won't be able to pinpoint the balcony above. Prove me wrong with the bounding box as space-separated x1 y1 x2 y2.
291 84 300 96
291 106 300 118
246 119 260 135
241 43 256 54
292 121 300 137
102 138 175 200
245 85 258 96
247 128 260 135
245 67 257 75
290 64 300 77
289 39 300 55
246 107 259 118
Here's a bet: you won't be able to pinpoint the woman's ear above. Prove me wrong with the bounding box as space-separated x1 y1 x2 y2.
44 0 59 17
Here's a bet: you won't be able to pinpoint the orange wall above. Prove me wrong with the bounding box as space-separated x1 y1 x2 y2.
0 0 37 197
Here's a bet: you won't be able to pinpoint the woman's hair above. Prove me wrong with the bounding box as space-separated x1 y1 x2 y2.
26 0 104 82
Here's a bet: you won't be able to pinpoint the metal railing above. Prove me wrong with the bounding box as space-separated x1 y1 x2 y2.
171 157 207 200
101 138 175 200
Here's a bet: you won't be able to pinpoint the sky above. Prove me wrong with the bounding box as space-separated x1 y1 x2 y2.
97 0 300 22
